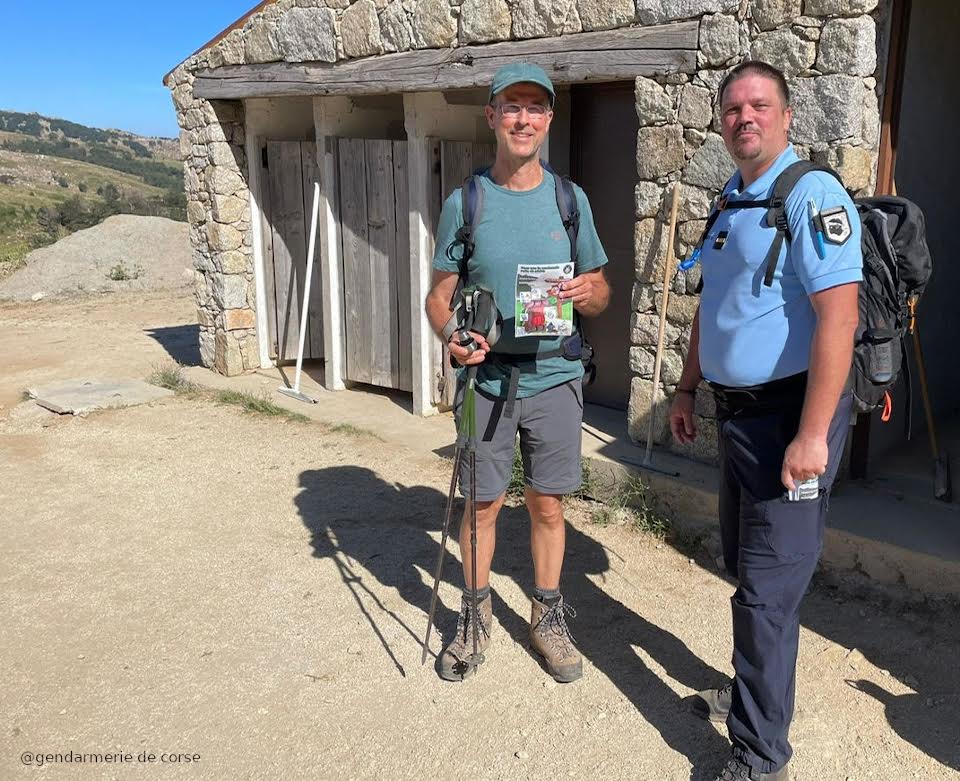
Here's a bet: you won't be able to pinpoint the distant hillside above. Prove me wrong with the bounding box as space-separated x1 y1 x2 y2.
0 110 179 161
0 111 186 275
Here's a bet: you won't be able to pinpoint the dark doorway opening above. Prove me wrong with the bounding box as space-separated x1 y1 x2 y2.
570 82 638 411
855 0 960 502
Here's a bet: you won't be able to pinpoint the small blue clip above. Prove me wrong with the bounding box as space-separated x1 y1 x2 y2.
807 199 826 260
679 246 701 272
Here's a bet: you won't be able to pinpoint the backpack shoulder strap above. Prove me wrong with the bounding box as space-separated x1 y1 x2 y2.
541 160 580 264
540 159 585 339
684 174 742 295
445 173 485 308
456 174 485 272
761 160 844 287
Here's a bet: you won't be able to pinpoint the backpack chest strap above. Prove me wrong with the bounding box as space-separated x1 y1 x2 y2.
685 161 842 287
682 195 772 271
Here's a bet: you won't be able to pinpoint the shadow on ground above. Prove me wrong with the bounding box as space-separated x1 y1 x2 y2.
803 584 960 770
295 465 730 778
145 324 201 366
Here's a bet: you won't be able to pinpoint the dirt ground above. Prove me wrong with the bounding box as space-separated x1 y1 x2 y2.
1 291 958 780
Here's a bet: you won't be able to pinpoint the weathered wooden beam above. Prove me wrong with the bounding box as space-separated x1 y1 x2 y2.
193 22 698 99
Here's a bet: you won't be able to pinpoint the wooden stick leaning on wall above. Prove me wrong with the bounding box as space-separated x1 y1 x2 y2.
644 182 681 466
892 180 952 501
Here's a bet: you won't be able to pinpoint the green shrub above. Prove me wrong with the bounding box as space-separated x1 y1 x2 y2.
108 261 142 281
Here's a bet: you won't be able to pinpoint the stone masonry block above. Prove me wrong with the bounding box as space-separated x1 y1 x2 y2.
636 125 685 179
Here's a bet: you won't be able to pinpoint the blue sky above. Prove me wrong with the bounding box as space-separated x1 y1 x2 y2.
1 1 256 139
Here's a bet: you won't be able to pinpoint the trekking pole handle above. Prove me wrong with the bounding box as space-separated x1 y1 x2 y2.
454 330 478 355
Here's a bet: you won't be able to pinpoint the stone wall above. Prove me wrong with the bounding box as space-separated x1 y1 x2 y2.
166 0 886 447
168 64 256 376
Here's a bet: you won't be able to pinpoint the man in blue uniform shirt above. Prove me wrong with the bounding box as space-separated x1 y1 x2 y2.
669 61 862 781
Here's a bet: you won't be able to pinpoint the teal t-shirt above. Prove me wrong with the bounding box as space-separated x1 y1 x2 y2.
432 171 609 399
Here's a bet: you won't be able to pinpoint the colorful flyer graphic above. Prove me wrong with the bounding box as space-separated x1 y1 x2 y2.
515 263 574 337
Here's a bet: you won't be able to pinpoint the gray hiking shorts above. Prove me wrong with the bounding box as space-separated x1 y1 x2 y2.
453 379 584 502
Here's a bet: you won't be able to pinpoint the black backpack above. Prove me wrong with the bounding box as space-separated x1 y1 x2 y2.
692 160 933 418
850 194 932 417
446 160 597 393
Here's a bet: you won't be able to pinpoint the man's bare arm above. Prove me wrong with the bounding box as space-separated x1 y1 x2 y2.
781 282 859 490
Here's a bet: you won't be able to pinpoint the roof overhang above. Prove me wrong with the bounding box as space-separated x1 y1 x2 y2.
189 22 698 100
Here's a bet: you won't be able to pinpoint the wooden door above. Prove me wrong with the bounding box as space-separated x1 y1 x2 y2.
262 140 323 363
338 138 412 392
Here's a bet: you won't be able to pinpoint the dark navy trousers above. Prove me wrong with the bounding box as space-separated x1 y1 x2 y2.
714 376 852 774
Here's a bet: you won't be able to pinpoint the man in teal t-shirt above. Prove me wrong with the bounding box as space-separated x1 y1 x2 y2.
425 62 609 684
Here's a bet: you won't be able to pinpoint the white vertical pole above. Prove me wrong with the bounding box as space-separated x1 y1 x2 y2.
245 118 273 369
296 182 321 391
278 182 320 403
404 93 439 417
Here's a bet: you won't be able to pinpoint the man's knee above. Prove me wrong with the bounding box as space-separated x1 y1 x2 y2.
470 494 506 528
524 488 564 526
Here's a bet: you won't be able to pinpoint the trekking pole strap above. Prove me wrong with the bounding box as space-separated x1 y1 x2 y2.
442 286 502 358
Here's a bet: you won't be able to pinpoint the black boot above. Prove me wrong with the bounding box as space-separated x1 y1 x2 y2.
692 680 733 723
713 758 788 781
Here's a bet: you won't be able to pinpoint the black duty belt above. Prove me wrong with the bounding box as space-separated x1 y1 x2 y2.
708 372 808 416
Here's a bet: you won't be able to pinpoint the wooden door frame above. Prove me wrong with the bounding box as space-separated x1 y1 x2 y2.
849 0 913 479
875 0 913 197
569 80 636 184
247 131 275 369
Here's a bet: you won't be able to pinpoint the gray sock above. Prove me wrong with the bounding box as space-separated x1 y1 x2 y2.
464 585 490 602
534 586 561 607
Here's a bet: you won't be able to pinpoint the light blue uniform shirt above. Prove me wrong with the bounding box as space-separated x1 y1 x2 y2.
698 145 863 387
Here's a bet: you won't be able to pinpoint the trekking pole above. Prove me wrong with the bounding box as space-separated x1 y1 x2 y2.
420 446 465 665
463 365 484 670
420 350 478 666
644 181 681 466
419 365 485 671
422 289 499 670
909 298 952 502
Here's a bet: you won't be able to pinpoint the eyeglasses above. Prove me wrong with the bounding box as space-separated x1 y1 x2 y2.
495 103 551 118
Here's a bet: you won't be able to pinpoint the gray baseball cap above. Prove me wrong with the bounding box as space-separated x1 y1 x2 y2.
489 62 555 105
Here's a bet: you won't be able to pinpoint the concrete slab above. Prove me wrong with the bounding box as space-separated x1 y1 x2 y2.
27 378 174 415
580 401 719 522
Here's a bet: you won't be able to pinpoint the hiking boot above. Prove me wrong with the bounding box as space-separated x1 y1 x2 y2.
713 758 789 781
529 596 582 683
438 592 492 681
692 680 733 723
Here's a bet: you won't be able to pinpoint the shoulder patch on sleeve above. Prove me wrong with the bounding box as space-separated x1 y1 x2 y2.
820 206 853 245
